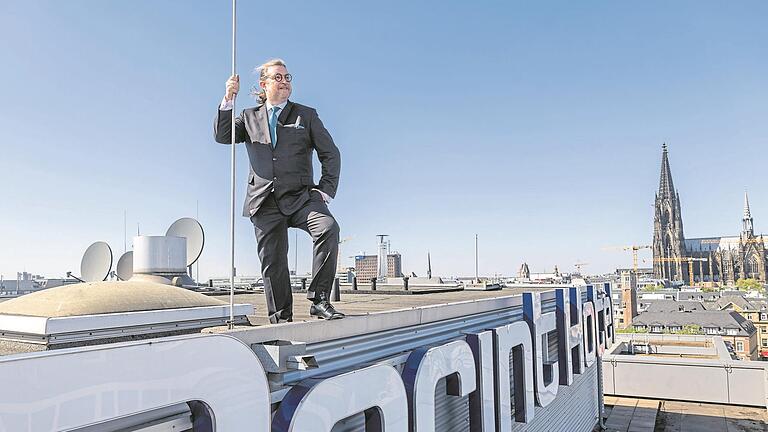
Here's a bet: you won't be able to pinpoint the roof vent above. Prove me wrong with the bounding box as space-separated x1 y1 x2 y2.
133 236 187 276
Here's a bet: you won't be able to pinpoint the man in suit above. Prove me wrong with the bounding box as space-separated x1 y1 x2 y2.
214 58 344 323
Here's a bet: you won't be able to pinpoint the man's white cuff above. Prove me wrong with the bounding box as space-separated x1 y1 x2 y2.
219 97 234 111
312 188 332 204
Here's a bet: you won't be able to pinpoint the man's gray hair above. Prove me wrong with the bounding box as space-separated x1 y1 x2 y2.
251 58 287 103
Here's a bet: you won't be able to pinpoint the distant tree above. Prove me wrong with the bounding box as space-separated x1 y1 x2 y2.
735 278 763 292
679 324 701 335
644 284 664 292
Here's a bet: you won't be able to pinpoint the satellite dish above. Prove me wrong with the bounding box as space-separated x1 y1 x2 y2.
81 241 113 282
116 251 134 281
166 217 205 266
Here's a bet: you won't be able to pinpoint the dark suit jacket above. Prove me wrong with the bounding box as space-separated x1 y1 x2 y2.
214 101 341 217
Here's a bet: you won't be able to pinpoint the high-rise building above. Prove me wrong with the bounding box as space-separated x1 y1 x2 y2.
354 254 403 281
619 270 638 329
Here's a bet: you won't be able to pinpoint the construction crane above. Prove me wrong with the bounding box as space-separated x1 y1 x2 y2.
654 256 708 286
336 237 352 272
574 261 589 275
624 245 652 272
603 245 651 272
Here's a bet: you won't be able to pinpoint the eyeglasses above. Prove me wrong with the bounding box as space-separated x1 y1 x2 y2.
267 73 292 83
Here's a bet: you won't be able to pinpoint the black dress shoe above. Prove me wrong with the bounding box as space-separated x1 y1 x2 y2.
310 300 346 320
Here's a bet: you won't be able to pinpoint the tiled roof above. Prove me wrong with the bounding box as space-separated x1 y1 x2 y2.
633 310 756 336
712 295 768 311
644 299 707 313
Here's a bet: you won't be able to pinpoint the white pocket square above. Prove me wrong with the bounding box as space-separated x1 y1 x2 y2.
281 115 305 129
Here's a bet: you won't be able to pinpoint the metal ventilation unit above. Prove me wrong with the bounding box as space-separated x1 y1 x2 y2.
116 217 206 287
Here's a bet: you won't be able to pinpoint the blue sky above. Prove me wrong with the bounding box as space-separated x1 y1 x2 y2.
1 1 767 280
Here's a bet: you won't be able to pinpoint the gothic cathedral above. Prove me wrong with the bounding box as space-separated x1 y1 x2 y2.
652 144 767 285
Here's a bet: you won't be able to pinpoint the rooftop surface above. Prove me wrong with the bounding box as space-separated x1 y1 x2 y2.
610 334 727 360
603 396 767 432
228 289 527 325
0 288 539 356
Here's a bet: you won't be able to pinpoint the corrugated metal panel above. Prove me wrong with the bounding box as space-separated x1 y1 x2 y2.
510 363 599 432
331 412 366 432
434 377 470 432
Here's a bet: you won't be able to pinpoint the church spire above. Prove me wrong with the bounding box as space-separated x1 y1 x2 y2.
658 143 675 197
744 190 752 220
653 143 686 282
743 190 754 236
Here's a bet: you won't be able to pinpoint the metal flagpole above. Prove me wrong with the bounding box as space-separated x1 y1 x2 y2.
228 0 237 329
475 234 478 282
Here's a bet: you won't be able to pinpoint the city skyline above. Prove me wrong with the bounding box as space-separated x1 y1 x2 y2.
1 1 767 280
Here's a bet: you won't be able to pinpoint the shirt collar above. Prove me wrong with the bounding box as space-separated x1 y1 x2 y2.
266 100 288 113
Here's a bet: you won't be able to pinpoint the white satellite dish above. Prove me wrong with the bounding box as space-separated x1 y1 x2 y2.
81 241 113 282
116 251 134 281
166 217 205 267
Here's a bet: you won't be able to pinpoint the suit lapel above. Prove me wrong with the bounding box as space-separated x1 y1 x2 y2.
254 104 271 146
278 101 294 126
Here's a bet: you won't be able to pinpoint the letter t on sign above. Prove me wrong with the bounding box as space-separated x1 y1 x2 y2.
466 331 495 432
568 287 586 375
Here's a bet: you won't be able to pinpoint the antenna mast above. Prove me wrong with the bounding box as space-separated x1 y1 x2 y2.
427 251 432 279
123 210 127 254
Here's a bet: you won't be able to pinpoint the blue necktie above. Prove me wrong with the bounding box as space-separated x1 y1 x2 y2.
269 106 281 148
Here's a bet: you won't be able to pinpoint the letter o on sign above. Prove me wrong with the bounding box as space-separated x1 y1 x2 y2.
272 364 408 432
401 340 477 432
